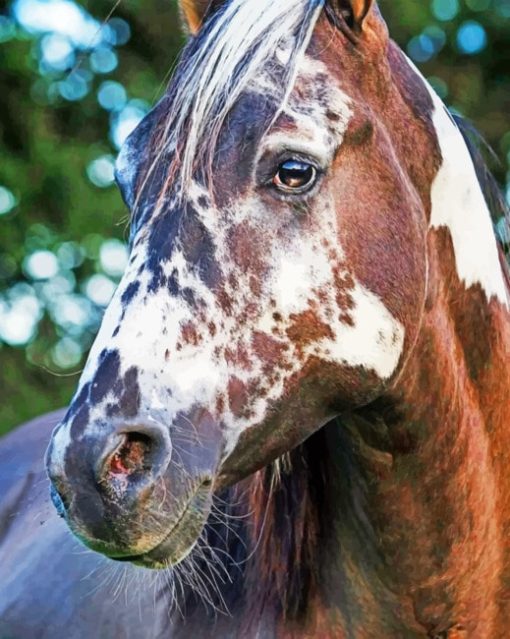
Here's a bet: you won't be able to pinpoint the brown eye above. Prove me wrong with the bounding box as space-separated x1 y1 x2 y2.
273 160 317 193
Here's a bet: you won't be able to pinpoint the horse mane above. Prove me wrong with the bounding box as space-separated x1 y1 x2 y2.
180 426 332 626
454 114 510 267
240 435 326 624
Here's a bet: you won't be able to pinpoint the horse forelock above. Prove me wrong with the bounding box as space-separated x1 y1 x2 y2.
138 0 326 208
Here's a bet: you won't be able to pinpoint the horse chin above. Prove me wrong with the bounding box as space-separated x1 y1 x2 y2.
112 480 213 570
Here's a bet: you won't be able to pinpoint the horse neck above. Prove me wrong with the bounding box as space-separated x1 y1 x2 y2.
233 223 510 635
314 240 510 635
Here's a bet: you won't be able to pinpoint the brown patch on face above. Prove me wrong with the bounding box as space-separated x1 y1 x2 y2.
241 302 259 323
215 394 225 415
315 288 331 313
217 288 234 316
228 223 267 275
180 321 201 346
228 377 250 419
344 118 375 147
225 343 252 370
228 272 237 289
332 266 355 313
252 331 291 374
286 310 334 346
249 275 262 296
339 312 355 326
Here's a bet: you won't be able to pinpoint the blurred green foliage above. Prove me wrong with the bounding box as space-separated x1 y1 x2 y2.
0 0 509 435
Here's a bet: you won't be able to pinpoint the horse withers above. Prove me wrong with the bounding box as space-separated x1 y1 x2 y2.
1 0 510 637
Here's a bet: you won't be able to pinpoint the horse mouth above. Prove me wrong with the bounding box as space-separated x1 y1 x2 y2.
112 480 213 569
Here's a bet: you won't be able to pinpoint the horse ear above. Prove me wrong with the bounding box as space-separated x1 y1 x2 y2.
333 0 375 31
179 0 222 35
114 99 168 211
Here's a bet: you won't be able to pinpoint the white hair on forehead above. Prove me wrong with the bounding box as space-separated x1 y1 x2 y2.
150 0 326 200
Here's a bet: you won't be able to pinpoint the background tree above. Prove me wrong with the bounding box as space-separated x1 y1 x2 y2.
0 0 509 434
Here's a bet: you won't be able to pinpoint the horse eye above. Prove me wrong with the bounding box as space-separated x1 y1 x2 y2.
272 160 317 193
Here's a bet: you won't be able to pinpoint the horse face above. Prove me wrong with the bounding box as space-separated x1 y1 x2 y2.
46 5 431 567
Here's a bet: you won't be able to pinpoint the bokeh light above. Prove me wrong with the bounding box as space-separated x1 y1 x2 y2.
0 16 16 42
456 20 487 55
87 155 116 188
0 284 42 346
90 46 118 74
13 0 102 47
24 251 59 280
52 336 82 368
97 81 127 111
0 187 17 216
410 34 436 62
466 0 491 10
40 34 75 71
99 239 129 277
432 0 460 21
111 100 150 149
84 273 116 306
495 0 510 18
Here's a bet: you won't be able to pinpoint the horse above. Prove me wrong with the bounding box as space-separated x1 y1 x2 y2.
1 0 509 636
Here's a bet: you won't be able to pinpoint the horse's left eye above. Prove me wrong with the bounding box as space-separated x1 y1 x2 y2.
272 160 317 193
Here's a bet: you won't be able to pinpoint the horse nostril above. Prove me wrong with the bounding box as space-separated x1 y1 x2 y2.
96 424 172 497
107 431 153 479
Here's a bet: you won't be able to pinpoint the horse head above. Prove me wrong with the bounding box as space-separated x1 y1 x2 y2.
45 0 456 568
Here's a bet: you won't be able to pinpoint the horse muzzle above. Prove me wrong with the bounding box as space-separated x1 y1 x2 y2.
45 412 220 568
